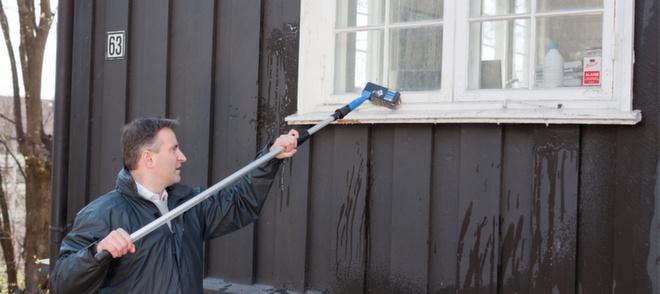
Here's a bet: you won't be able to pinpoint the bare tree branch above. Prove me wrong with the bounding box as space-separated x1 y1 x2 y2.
39 0 52 35
0 137 26 180
26 0 36 34
0 0 25 143
17 0 52 149
16 0 34 98
0 158 18 293
0 113 16 125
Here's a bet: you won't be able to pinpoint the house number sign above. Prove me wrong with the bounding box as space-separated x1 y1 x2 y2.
106 31 126 60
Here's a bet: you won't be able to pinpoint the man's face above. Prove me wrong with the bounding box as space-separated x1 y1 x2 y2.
150 128 187 187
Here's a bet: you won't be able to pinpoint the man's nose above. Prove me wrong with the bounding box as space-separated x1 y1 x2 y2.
177 150 187 163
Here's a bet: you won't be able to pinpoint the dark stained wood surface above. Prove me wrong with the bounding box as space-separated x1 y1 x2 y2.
65 0 95 222
428 125 461 294
206 0 262 284
127 0 169 119
610 1 660 292
88 0 129 197
55 0 660 293
457 125 502 293
387 126 432 293
499 125 535 294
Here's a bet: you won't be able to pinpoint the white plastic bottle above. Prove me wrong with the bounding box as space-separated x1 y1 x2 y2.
542 41 564 88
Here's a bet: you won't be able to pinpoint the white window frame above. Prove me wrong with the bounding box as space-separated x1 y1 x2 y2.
287 0 640 125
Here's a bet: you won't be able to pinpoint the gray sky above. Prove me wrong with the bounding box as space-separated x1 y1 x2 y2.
0 0 58 100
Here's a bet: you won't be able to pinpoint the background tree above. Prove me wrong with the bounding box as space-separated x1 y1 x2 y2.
0 0 54 292
0 163 18 293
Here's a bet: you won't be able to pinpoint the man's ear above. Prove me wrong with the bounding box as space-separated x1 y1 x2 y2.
141 149 154 168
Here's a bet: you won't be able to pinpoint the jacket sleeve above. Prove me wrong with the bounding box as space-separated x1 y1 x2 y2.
51 206 112 293
201 145 282 240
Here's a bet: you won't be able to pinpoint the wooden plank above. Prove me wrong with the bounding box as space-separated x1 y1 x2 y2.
255 129 310 289
127 0 169 119
366 125 432 294
206 0 261 285
51 0 75 265
306 127 336 291
529 126 579 293
254 0 303 289
271 141 310 290
457 125 501 293
499 125 535 294
428 125 461 294
166 0 214 187
256 0 300 149
365 125 394 293
66 0 95 222
306 126 369 293
577 126 615 293
332 126 369 293
611 2 659 292
88 0 129 197
86 0 105 199
388 125 432 293
164 0 215 285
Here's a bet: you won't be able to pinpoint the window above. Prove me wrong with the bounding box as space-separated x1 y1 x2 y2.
288 0 639 125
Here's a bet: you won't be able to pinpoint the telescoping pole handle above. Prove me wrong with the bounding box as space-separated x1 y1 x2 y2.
95 98 355 262
296 92 372 146
94 146 284 262
95 83 400 262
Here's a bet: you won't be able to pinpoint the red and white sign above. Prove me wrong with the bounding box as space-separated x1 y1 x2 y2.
583 56 601 86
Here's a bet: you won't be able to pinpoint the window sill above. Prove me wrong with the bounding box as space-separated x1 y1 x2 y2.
286 108 641 125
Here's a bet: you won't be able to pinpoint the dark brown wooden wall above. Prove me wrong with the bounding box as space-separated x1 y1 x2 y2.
53 0 660 293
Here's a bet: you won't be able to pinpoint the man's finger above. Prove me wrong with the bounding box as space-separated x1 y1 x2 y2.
117 229 133 243
117 228 129 236
99 228 135 258
278 149 297 158
288 130 299 139
287 137 296 151
108 243 121 258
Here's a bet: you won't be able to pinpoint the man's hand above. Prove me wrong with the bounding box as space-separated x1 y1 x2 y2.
272 130 299 159
96 228 136 259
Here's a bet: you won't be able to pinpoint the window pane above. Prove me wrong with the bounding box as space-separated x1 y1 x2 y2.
336 0 385 28
468 19 530 89
391 0 443 23
535 14 602 88
335 31 384 94
537 0 603 12
470 0 529 17
389 26 443 91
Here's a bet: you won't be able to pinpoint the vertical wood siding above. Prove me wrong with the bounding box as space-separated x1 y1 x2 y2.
55 0 659 293
207 0 261 284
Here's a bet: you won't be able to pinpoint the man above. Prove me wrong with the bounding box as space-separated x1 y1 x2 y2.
52 118 298 293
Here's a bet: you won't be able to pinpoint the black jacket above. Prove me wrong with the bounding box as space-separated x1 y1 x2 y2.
51 148 281 293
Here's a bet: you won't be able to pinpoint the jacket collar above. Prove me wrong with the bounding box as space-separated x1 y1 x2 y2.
116 168 191 206
116 168 141 198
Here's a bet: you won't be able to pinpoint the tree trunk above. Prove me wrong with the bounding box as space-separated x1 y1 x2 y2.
0 0 53 291
13 0 54 292
22 41 52 294
0 170 18 293
23 151 51 293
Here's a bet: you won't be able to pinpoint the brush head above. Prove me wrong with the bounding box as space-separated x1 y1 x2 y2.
362 82 401 109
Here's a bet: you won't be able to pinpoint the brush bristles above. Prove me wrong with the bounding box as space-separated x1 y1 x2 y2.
370 94 401 109
369 88 401 109
362 82 402 109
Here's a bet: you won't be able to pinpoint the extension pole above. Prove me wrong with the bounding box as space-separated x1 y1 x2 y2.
95 85 399 261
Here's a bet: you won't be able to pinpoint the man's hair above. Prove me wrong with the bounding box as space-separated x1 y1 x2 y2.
121 117 179 170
